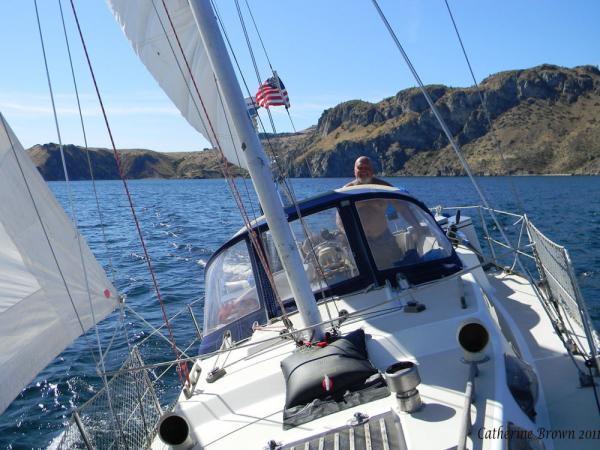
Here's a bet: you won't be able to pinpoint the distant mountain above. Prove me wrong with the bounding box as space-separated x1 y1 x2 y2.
29 64 600 179
28 145 245 180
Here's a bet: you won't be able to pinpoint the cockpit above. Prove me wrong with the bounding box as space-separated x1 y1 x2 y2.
200 186 462 353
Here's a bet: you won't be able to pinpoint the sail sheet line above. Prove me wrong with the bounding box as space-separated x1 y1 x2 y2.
57 0 116 283
36 4 119 417
55 0 126 437
35 0 106 362
68 0 189 386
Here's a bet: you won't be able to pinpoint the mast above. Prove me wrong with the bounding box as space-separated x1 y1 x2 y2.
188 0 324 339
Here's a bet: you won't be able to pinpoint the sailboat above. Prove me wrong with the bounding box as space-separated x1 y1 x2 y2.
2 0 600 449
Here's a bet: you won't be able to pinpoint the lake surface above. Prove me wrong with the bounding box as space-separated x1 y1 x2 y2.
1 176 599 448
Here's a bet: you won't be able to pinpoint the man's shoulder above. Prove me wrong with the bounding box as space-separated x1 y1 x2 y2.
371 177 393 187
342 178 393 188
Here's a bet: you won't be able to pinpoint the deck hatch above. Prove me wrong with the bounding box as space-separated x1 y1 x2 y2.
282 410 402 450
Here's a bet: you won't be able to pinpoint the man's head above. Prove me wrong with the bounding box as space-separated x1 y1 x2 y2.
354 156 374 184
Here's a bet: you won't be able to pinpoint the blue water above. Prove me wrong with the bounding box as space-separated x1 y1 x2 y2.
1 176 599 449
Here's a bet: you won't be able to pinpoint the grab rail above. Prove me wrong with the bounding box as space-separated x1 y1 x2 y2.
457 363 478 450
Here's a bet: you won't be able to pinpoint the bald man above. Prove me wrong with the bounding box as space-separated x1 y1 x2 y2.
344 156 393 187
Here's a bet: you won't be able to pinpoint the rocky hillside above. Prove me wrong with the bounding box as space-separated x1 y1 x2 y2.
29 65 600 179
277 64 600 176
28 145 245 180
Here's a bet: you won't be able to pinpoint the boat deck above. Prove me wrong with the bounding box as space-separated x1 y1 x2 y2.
488 271 600 450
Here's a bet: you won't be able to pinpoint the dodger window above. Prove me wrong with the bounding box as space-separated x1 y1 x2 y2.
355 198 452 270
204 239 260 334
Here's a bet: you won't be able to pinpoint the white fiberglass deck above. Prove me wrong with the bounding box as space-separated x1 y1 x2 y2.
488 272 599 450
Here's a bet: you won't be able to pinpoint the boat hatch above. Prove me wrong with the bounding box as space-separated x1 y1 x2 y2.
279 410 404 450
200 188 462 353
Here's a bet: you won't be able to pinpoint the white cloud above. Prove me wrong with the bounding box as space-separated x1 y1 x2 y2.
0 91 179 117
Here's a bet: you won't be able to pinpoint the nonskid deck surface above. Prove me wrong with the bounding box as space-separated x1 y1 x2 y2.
488 271 600 450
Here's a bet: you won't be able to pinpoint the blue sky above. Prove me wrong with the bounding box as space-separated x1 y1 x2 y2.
1 0 598 152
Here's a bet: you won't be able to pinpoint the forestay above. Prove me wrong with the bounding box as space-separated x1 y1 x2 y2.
0 114 118 414
108 0 248 170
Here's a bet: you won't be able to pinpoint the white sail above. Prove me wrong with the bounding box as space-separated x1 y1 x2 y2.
0 114 118 414
108 0 248 170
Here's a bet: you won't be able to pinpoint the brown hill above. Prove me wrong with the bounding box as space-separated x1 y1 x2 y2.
273 64 600 176
28 145 245 181
28 64 600 179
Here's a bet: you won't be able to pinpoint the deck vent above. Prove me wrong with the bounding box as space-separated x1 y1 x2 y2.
385 361 422 413
458 321 489 362
158 412 194 449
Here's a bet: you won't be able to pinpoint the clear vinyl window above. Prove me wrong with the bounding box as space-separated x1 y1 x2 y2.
355 198 452 270
262 208 359 302
204 239 260 334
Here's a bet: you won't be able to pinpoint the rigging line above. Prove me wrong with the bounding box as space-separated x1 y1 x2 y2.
0 110 115 413
44 0 124 437
234 0 261 89
57 0 121 364
370 0 527 276
230 4 304 205
233 0 281 153
159 0 256 238
211 4 316 322
57 0 115 283
210 1 260 223
158 0 291 323
213 0 287 189
230 0 282 151
229 1 339 317
243 0 274 71
148 0 244 217
68 0 188 386
229 3 306 205
30 0 97 349
147 1 239 219
240 0 299 156
443 0 526 215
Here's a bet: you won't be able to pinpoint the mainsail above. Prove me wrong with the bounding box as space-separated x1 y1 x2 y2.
109 0 248 170
0 114 118 414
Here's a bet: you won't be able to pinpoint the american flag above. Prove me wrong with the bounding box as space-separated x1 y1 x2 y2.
255 75 290 108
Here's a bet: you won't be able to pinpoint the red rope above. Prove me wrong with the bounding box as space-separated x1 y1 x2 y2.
159 1 290 319
68 0 188 385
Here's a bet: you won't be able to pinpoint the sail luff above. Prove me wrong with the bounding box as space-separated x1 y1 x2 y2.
0 114 118 414
108 0 248 170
